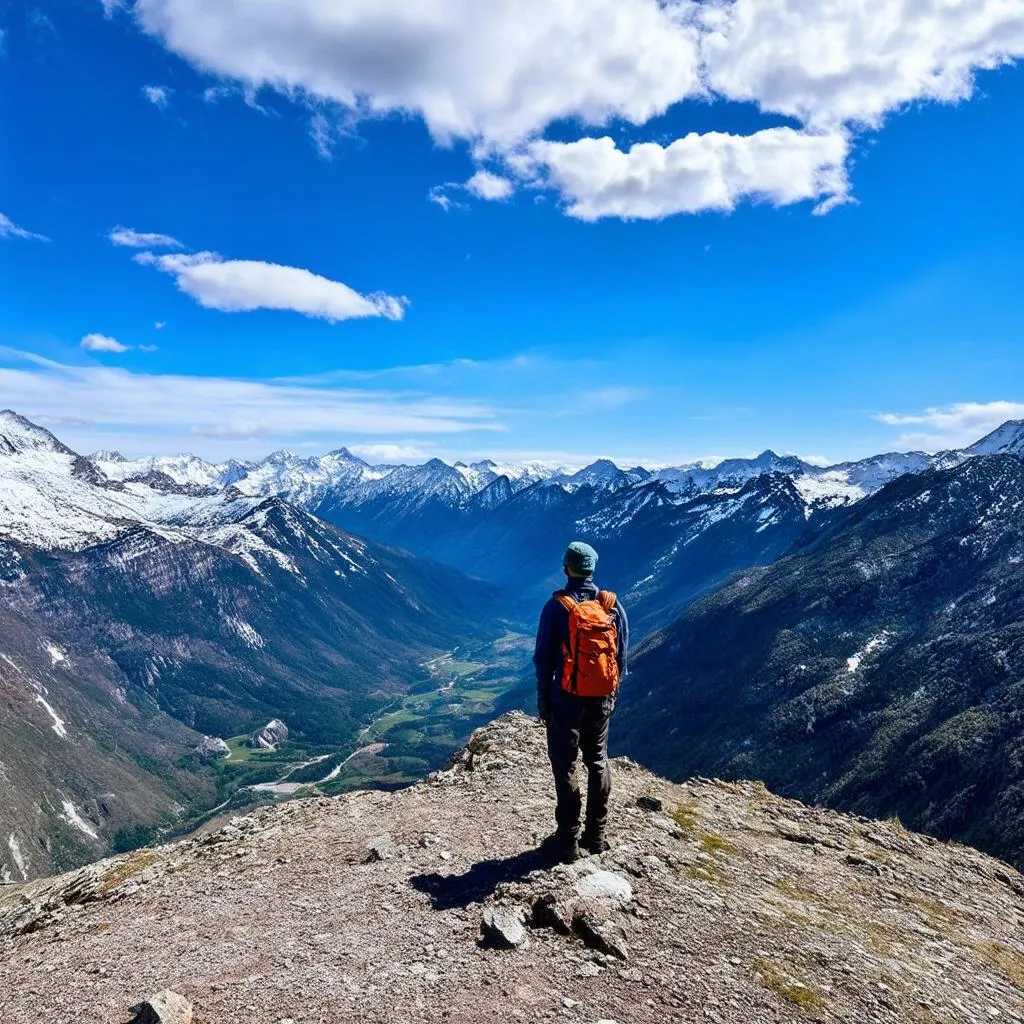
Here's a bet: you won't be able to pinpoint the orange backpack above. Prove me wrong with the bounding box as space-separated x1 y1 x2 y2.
555 590 620 697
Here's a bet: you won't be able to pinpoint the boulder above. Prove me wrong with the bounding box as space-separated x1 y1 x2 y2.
245 719 289 750
481 905 528 949
196 736 230 759
574 869 633 905
129 989 193 1024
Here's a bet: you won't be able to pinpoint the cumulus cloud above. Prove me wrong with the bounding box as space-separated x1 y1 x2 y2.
0 347 503 457
130 0 1024 220
0 212 49 242
142 85 171 108
700 0 1024 130
81 333 130 354
135 251 407 322
876 401 1024 450
109 226 184 249
133 0 701 147
464 171 515 201
528 128 850 221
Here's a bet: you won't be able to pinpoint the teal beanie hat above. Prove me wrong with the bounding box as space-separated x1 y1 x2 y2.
563 540 598 576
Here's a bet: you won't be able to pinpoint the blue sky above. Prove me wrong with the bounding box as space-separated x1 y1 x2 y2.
2 0 1023 466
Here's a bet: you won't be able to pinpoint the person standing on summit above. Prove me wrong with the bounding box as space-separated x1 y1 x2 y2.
534 541 629 863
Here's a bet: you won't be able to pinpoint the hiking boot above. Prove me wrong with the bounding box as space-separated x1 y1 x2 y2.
539 831 581 864
580 829 610 855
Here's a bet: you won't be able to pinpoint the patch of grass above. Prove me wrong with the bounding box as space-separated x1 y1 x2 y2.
772 877 821 902
99 849 156 896
699 831 737 858
672 800 700 832
683 859 731 891
973 940 1024 989
863 918 904 957
753 957 827 1016
902 892 959 931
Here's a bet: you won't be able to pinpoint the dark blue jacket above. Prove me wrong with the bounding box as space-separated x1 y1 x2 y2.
533 576 629 700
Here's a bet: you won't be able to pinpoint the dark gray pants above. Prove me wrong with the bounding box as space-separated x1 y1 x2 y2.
545 687 616 837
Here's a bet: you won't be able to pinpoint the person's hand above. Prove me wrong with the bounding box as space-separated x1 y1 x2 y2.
537 688 551 724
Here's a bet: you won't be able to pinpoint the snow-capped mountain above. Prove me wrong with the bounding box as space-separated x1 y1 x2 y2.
0 411 501 880
11 407 1024 628
616 451 1024 870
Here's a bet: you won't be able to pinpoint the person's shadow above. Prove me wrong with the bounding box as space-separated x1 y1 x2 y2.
410 847 553 910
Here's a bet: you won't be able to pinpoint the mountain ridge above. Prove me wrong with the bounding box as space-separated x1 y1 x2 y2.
2 713 1022 1024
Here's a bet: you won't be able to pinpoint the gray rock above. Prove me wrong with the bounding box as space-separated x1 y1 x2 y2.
637 794 664 812
364 836 397 863
196 736 230 759
246 719 289 750
574 870 633 904
129 989 193 1024
574 915 629 960
481 905 527 948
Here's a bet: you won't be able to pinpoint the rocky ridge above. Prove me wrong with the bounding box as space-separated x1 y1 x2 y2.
2 713 1022 1023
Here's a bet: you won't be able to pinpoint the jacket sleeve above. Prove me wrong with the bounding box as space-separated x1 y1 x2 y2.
615 600 630 678
533 598 560 691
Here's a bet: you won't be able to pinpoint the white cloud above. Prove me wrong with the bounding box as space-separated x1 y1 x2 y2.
0 212 49 242
134 0 701 148
81 333 130 354
100 0 126 17
80 334 159 355
0 347 504 458
309 112 339 159
109 226 184 249
135 251 407 322
131 0 1024 220
142 85 171 108
465 171 514 201
527 128 850 221
700 0 1024 130
154 321 166 329
347 442 436 463
876 401 1024 451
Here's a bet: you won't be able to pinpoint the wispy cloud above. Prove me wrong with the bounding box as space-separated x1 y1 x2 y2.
0 212 49 242
109 226 184 249
100 0 126 17
134 250 408 322
80 333 158 355
0 347 504 458
876 401 1024 451
309 112 334 160
142 85 171 109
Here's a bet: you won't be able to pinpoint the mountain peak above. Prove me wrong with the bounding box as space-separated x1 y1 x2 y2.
968 419 1024 456
0 410 76 457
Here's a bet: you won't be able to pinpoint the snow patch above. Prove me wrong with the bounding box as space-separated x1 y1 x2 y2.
44 643 66 666
846 633 890 673
228 617 265 649
35 695 67 738
7 834 28 880
61 798 98 839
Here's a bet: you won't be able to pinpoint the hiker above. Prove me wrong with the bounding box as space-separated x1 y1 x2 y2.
534 540 629 862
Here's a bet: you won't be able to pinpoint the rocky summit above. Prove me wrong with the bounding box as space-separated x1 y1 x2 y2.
2 713 1023 1024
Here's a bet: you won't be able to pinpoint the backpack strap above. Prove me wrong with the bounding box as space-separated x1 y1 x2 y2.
597 590 617 612
555 593 578 613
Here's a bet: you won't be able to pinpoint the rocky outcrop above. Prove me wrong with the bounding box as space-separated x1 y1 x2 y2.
245 719 289 750
195 736 230 759
2 713 1023 1024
